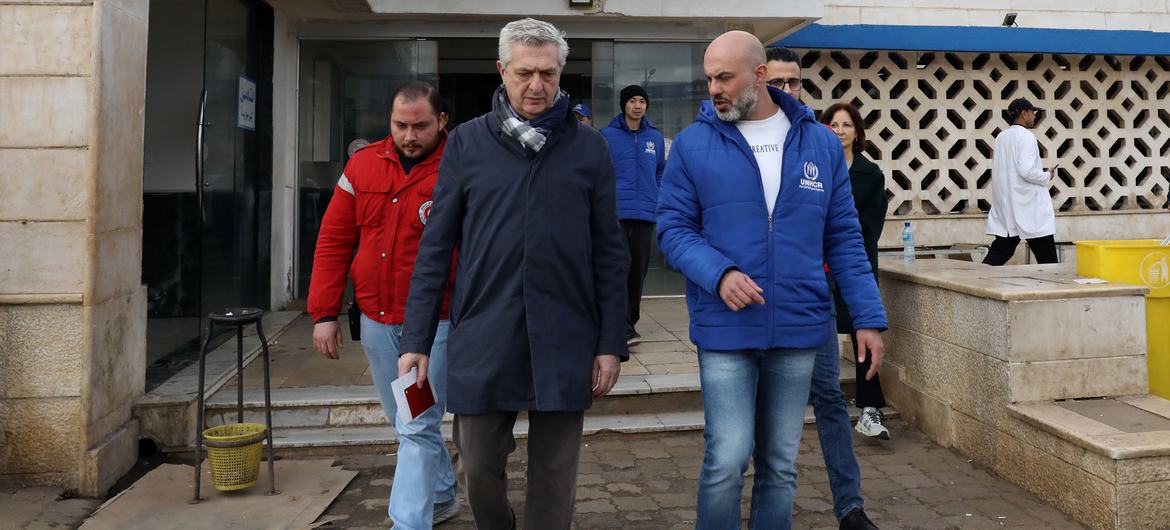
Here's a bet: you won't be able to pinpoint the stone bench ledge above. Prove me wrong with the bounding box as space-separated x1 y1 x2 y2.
1008 395 1170 460
878 257 1148 301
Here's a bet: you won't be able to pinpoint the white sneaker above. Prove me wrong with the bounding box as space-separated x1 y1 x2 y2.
433 497 461 525
855 407 890 440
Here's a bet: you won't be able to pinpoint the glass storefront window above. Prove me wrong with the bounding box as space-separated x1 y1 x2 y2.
612 42 708 143
295 40 437 294
609 42 708 295
436 39 596 128
295 39 710 298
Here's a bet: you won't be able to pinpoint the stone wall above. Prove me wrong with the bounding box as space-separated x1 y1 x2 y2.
877 260 1170 529
0 0 148 497
822 0 1170 31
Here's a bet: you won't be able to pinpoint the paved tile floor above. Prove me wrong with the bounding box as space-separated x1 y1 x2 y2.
318 423 1084 529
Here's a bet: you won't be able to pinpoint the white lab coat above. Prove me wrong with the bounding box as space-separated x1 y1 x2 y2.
986 125 1056 239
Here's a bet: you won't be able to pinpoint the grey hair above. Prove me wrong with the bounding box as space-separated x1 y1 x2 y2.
498 18 569 68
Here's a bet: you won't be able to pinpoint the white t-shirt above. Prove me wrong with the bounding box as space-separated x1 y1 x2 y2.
735 107 791 215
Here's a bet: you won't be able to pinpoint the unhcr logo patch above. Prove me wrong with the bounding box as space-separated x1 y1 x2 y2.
799 161 825 192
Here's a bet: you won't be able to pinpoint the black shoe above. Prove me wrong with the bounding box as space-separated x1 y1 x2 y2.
626 331 642 346
840 508 878 530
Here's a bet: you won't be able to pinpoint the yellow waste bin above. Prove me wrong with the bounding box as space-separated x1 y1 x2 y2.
1076 240 1170 399
202 423 266 492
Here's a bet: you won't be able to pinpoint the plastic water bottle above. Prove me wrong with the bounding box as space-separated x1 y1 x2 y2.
902 221 916 265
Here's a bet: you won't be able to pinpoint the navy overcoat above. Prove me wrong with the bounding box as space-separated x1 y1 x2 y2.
401 109 629 414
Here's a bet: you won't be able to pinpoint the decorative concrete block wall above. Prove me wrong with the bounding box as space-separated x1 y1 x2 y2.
796 49 1170 249
0 0 149 497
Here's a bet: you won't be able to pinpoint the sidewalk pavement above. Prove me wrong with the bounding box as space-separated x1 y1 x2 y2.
317 422 1084 529
2 487 101 529
26 297 1082 528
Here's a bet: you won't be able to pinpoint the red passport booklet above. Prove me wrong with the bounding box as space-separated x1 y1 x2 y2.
391 368 437 424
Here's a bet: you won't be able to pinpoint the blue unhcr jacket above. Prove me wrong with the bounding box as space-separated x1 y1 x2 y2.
656 87 888 351
601 113 666 222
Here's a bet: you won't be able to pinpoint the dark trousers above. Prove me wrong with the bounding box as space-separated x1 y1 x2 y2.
453 411 585 530
621 220 655 334
982 234 1058 266
849 331 887 409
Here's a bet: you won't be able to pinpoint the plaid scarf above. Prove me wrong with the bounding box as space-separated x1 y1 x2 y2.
492 84 570 153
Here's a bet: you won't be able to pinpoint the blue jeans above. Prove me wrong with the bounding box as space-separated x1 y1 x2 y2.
810 319 864 520
696 346 817 530
360 316 457 530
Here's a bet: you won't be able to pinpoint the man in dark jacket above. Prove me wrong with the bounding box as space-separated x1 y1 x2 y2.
398 17 628 530
601 84 666 345
657 32 887 530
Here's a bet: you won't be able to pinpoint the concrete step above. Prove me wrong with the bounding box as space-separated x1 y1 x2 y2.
204 357 892 455
133 311 304 451
204 373 706 429
206 358 863 430
1008 395 1170 459
265 406 898 457
268 410 702 457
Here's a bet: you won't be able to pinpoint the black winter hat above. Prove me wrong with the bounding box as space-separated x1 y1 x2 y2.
620 85 650 113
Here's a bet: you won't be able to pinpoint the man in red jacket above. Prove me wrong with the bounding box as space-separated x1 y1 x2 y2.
307 81 459 529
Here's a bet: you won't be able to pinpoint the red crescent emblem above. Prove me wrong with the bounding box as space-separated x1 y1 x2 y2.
419 201 434 225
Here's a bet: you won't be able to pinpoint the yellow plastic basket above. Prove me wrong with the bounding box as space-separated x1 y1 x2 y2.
202 423 267 492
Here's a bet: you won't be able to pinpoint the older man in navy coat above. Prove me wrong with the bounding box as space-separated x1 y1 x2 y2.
398 17 628 530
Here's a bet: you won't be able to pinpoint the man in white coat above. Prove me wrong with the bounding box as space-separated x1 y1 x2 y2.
983 98 1058 265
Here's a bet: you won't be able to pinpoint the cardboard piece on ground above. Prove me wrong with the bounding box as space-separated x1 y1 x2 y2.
305 514 349 528
80 460 356 530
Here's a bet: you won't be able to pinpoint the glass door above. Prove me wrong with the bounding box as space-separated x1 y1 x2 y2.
141 0 271 387
199 0 262 316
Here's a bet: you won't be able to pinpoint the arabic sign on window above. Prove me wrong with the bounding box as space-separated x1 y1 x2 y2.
238 76 256 131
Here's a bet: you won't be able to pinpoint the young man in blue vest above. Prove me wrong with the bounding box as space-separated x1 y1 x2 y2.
601 84 666 345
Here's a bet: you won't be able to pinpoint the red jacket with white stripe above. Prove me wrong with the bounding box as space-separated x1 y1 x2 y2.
307 135 451 325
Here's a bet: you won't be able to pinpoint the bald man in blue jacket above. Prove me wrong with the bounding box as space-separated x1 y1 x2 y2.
657 31 887 530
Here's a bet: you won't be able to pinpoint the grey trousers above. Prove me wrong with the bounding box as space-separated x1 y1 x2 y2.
453 410 585 530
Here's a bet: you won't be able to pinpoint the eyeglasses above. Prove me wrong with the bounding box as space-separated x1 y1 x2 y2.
767 78 802 89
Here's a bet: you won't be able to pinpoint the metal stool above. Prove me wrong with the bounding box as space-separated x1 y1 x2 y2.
191 307 278 502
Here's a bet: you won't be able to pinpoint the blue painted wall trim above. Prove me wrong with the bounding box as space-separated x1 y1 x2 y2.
773 24 1170 56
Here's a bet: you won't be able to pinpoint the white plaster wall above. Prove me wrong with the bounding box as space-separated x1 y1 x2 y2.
822 0 1170 31
363 0 822 19
278 0 818 42
270 10 299 310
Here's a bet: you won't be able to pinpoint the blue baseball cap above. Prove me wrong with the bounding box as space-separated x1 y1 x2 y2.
572 103 592 119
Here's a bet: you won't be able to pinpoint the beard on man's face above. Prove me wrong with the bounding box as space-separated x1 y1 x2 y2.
715 86 759 122
395 139 437 163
